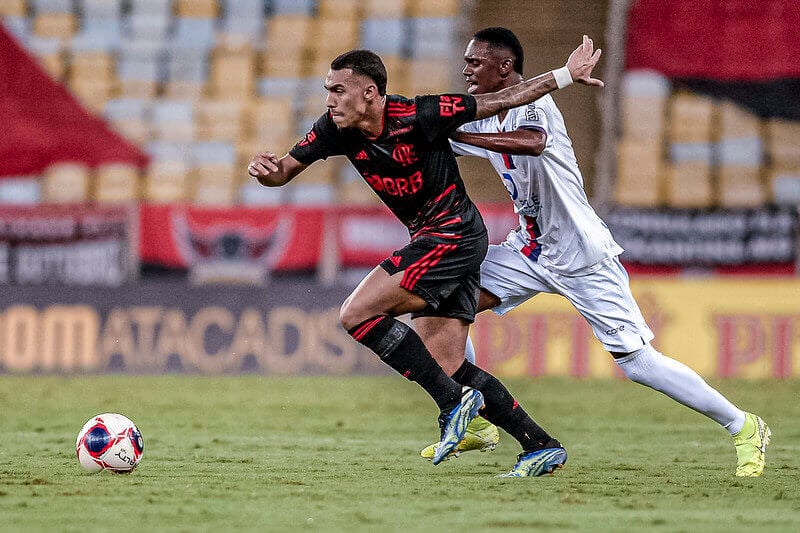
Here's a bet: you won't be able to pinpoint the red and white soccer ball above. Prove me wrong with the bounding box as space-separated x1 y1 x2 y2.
76 413 144 473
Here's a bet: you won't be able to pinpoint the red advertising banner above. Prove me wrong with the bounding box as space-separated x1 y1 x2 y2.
139 204 327 280
139 203 520 274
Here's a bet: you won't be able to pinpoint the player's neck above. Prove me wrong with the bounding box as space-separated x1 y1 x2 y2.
356 95 387 138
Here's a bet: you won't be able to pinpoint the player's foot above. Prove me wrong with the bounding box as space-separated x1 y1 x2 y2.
432 387 484 465
420 416 499 461
733 412 770 477
496 447 567 478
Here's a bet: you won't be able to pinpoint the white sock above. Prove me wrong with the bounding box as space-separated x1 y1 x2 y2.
615 345 746 435
464 335 476 364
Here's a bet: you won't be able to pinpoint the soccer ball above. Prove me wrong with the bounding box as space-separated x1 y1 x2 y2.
76 413 144 473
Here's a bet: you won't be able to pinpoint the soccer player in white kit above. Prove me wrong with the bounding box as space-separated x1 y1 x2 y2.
421 27 770 477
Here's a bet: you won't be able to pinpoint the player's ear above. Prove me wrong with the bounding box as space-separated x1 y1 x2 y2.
499 58 513 77
364 83 378 101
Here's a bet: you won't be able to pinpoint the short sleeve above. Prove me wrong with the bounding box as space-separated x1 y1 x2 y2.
414 94 477 143
449 138 489 158
289 113 343 164
516 101 549 135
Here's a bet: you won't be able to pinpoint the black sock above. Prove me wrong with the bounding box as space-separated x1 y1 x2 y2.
348 315 461 411
452 360 560 452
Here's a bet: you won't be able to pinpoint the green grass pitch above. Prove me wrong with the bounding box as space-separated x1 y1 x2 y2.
1 375 798 532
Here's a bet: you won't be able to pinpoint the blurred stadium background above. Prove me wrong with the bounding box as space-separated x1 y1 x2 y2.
0 0 798 379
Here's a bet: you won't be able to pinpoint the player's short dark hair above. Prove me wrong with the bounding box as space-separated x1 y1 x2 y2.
330 50 388 96
472 27 524 76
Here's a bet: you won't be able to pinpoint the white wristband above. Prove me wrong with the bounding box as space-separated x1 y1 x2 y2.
552 66 573 89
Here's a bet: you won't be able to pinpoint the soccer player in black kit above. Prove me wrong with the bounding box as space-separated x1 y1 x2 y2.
249 36 603 474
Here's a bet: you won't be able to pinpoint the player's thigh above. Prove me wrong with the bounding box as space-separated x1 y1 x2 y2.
552 258 654 353
414 316 471 375
339 266 427 329
480 242 551 315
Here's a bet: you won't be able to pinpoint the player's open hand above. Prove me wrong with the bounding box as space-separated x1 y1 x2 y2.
566 35 603 87
248 152 280 179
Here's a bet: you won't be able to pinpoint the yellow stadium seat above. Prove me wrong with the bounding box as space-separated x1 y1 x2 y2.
111 118 150 145
209 46 256 99
191 163 237 205
310 19 359 56
42 163 91 204
668 92 715 143
718 165 765 208
381 55 410 95
176 0 218 18
615 140 663 207
408 0 460 17
163 80 206 100
247 97 294 143
33 13 77 40
118 79 158 99
408 58 451 95
261 51 307 78
665 162 713 208
195 99 244 141
265 15 311 54
69 78 114 114
146 160 189 203
318 0 360 20
0 0 25 17
364 0 407 18
95 163 141 203
718 101 761 139
69 50 115 85
766 118 800 168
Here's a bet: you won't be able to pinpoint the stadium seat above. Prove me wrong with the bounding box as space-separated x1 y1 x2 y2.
32 0 71 14
310 18 359 57
0 177 42 205
621 95 667 142
145 160 189 203
0 0 26 17
408 58 452 95
42 163 91 204
172 17 216 51
272 0 315 15
209 44 256 98
69 78 114 113
95 163 141 203
410 18 457 58
408 0 460 17
223 0 264 19
79 0 123 20
364 0 407 18
615 140 662 207
125 14 171 43
265 14 311 54
151 100 195 142
195 99 244 141
176 0 218 18
317 0 360 20
247 97 294 147
130 0 173 18
191 163 237 205
32 12 77 41
718 165 766 208
381 55 410 95
360 18 407 55
2 16 30 44
286 161 336 205
69 50 115 85
766 119 800 169
668 91 715 143
664 162 713 208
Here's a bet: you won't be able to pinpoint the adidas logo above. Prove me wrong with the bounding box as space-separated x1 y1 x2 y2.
390 255 402 267
355 150 369 160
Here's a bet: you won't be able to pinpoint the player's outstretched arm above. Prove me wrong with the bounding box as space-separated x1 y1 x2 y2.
473 35 603 120
451 129 546 157
248 152 307 187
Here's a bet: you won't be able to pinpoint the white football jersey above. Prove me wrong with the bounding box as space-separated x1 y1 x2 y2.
451 94 622 275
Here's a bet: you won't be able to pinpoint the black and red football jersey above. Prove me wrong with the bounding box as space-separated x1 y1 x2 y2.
289 94 485 241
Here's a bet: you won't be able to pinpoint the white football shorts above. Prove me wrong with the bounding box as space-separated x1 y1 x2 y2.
480 241 654 353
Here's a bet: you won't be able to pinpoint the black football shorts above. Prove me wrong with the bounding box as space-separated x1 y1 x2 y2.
380 232 488 322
